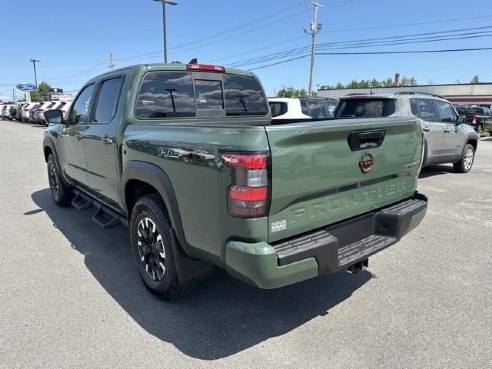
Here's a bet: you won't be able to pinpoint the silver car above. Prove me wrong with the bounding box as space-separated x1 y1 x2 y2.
333 92 480 173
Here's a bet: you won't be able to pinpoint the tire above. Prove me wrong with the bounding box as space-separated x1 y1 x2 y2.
47 153 73 206
129 194 193 300
477 124 484 134
453 144 475 173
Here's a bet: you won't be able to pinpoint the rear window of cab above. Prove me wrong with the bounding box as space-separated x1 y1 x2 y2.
135 71 268 119
334 98 396 118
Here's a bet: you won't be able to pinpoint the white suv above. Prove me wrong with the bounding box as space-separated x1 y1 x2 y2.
269 97 337 120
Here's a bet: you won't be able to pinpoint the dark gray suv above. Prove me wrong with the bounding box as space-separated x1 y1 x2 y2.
334 92 479 173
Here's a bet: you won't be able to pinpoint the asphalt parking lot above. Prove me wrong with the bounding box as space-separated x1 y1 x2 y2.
0 119 490 369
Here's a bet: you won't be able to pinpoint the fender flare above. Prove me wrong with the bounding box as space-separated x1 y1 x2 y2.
121 161 191 256
43 136 72 186
43 136 58 162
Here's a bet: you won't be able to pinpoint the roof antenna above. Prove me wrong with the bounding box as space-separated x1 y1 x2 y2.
188 58 198 64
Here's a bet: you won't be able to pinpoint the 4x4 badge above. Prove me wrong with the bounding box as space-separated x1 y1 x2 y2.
359 153 374 173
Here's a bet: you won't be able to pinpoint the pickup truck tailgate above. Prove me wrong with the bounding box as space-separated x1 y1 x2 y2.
264 118 422 243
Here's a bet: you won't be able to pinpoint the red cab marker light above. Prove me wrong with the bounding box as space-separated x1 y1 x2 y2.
186 64 225 72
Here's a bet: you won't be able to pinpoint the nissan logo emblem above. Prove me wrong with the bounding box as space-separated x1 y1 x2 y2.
359 153 374 173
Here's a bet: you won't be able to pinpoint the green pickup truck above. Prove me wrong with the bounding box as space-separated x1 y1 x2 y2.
43 63 427 300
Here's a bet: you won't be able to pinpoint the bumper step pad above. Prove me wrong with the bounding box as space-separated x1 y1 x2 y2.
338 235 395 267
271 194 427 274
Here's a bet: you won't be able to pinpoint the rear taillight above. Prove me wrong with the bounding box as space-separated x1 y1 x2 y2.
221 152 269 218
472 116 477 125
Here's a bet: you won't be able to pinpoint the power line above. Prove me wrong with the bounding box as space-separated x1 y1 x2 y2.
248 55 311 71
228 26 492 68
327 14 492 34
316 47 492 55
48 61 107 82
317 25 492 48
170 1 307 52
248 47 492 71
108 11 492 67
116 0 367 63
118 0 308 62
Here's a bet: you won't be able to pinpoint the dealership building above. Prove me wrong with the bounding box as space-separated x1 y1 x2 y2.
317 83 492 108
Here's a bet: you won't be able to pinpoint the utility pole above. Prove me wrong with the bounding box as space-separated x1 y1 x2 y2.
29 59 41 88
305 1 324 96
109 52 116 71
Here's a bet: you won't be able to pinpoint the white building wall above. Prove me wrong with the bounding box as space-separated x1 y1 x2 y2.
317 83 492 107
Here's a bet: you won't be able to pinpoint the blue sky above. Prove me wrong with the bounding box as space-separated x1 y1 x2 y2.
1 0 491 101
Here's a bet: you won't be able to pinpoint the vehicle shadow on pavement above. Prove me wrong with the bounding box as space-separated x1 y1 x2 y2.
32 188 372 360
419 165 455 179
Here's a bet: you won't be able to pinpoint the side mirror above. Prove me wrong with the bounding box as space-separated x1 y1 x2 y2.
44 109 64 125
456 115 466 125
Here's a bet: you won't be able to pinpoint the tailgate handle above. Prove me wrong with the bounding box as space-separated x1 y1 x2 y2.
347 130 386 151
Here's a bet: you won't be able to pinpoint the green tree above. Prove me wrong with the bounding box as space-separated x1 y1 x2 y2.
382 78 395 87
29 82 51 102
276 86 308 97
370 78 382 88
400 75 417 86
471 75 480 84
319 75 418 90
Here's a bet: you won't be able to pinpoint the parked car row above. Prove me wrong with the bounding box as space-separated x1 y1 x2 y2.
0 101 72 125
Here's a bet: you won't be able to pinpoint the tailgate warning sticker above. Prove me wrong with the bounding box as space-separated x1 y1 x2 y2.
271 219 287 233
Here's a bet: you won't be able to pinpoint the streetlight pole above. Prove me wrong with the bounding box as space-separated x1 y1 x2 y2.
29 59 41 88
154 0 177 63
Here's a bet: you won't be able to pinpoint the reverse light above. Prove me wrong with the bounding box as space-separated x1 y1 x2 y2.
221 152 270 218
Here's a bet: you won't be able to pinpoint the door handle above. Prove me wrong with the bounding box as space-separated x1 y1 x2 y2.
102 137 113 145
444 129 451 133
422 127 430 132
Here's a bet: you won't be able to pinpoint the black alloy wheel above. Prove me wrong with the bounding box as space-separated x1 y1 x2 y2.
129 194 193 300
136 216 166 282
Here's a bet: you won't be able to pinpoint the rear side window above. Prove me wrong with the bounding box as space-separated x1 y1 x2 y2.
135 72 195 119
335 99 396 117
94 77 123 123
269 102 288 117
223 75 268 116
410 98 438 122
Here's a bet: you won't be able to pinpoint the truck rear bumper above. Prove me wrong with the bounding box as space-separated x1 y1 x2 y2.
225 192 427 289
